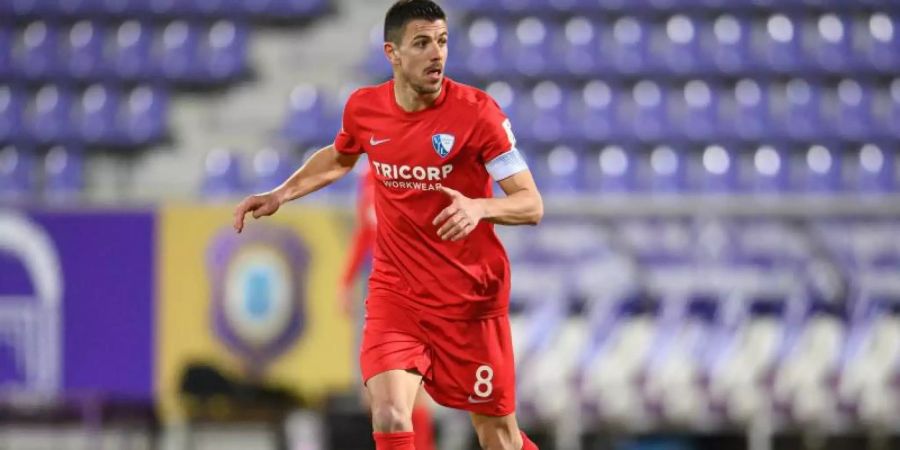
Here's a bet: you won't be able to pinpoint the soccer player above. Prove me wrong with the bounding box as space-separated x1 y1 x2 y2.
233 1 543 448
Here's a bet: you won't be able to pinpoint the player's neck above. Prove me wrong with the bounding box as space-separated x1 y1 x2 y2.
393 78 442 113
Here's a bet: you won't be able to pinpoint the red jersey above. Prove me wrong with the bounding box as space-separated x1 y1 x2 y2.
333 77 518 319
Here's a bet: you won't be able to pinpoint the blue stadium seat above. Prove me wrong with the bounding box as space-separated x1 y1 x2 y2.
43 145 84 200
830 79 874 141
504 17 553 77
797 144 841 193
26 85 75 144
0 85 26 143
65 21 106 80
201 148 244 197
745 145 789 194
119 85 168 146
695 144 738 193
775 78 822 142
0 26 13 81
0 144 35 200
568 80 622 144
703 15 753 75
530 145 584 194
461 18 505 79
861 13 899 73
518 81 568 145
282 83 335 146
628 80 669 142
583 144 637 194
554 16 604 76
658 15 702 75
806 14 854 74
610 16 652 74
205 21 248 82
14 22 60 81
849 144 895 194
884 78 900 140
674 79 718 142
724 79 770 142
111 21 156 81
57 0 106 17
77 84 121 145
645 145 687 193
485 80 521 129
241 0 327 19
756 14 804 74
250 147 297 193
159 21 204 82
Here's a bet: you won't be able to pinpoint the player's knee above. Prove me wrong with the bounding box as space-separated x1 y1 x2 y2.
474 421 522 450
370 401 413 432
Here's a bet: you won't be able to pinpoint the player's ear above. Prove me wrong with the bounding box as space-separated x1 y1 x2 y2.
383 41 401 66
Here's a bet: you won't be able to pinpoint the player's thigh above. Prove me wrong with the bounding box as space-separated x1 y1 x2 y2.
365 369 423 412
469 412 523 449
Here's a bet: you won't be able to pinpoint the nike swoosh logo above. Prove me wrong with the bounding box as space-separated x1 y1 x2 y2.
370 136 391 146
467 396 493 404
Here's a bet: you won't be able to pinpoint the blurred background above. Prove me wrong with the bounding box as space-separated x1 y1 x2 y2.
1 0 899 449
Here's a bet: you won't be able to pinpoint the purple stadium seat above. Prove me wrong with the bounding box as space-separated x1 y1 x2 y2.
77 84 121 145
485 80 521 128
745 145 789 194
848 144 895 194
796 144 840 193
0 85 26 143
159 21 203 82
806 14 853 74
0 145 35 201
884 79 900 140
610 16 651 74
111 21 155 81
43 145 84 200
861 13 899 73
504 17 552 77
658 15 702 75
57 0 105 17
14 22 60 81
250 147 297 193
568 80 621 143
583 144 636 194
726 79 770 142
26 85 74 144
531 145 584 194
756 14 804 74
829 79 874 141
555 16 603 76
65 21 106 80
119 85 168 146
362 24 392 79
695 144 737 193
282 83 335 146
462 18 505 78
628 80 668 142
202 148 244 197
776 79 822 142
674 79 718 142
519 81 567 145
205 21 248 82
645 145 687 193
703 15 753 75
241 0 327 19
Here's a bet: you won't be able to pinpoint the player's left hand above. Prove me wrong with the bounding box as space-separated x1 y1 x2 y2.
433 186 485 241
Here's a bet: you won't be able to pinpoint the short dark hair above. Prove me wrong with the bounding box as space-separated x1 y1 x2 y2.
384 0 447 44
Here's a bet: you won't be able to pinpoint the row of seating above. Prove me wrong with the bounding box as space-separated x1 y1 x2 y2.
446 0 900 15
0 84 168 146
365 13 900 78
0 145 83 201
0 20 248 83
1 0 328 20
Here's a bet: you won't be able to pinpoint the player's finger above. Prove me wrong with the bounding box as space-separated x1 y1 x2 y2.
438 212 465 238
233 203 248 233
446 222 470 241
438 186 461 199
432 205 458 226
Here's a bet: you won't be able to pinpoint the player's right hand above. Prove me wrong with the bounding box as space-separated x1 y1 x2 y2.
233 192 281 233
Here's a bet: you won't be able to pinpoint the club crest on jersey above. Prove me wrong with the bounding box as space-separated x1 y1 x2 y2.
431 134 455 158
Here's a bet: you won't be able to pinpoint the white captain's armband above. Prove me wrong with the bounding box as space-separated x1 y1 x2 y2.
485 148 528 181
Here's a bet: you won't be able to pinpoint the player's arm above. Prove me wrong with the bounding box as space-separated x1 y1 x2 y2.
434 170 542 241
233 145 359 233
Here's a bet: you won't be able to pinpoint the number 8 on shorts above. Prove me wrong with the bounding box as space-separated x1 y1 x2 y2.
473 365 494 398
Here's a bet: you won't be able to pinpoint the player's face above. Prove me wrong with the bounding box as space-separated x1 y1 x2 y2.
388 19 448 95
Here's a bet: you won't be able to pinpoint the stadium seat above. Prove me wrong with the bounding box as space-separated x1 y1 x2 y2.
695 144 737 193
0 145 35 201
848 144 895 194
610 16 652 74
119 85 168 146
725 79 770 142
77 84 121 145
796 144 841 193
201 148 244 197
882 79 900 140
205 21 248 82
461 18 505 79
645 145 687 194
250 147 297 193
504 17 552 77
775 78 822 142
703 14 753 75
159 21 204 82
43 145 84 200
657 15 702 75
673 79 718 142
555 16 603 76
806 14 854 74
861 13 899 73
0 26 14 81
628 80 669 142
111 21 156 81
756 14 804 74
0 85 26 143
65 21 107 80
829 79 874 141
582 144 637 194
530 145 584 194
26 85 75 144
745 145 789 194
14 22 60 81
518 81 567 145
568 80 622 143
282 83 335 146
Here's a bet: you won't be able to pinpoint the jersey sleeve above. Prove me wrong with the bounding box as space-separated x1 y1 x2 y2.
474 98 529 181
334 92 364 155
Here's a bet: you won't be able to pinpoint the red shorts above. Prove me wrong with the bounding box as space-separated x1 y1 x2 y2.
359 297 516 417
